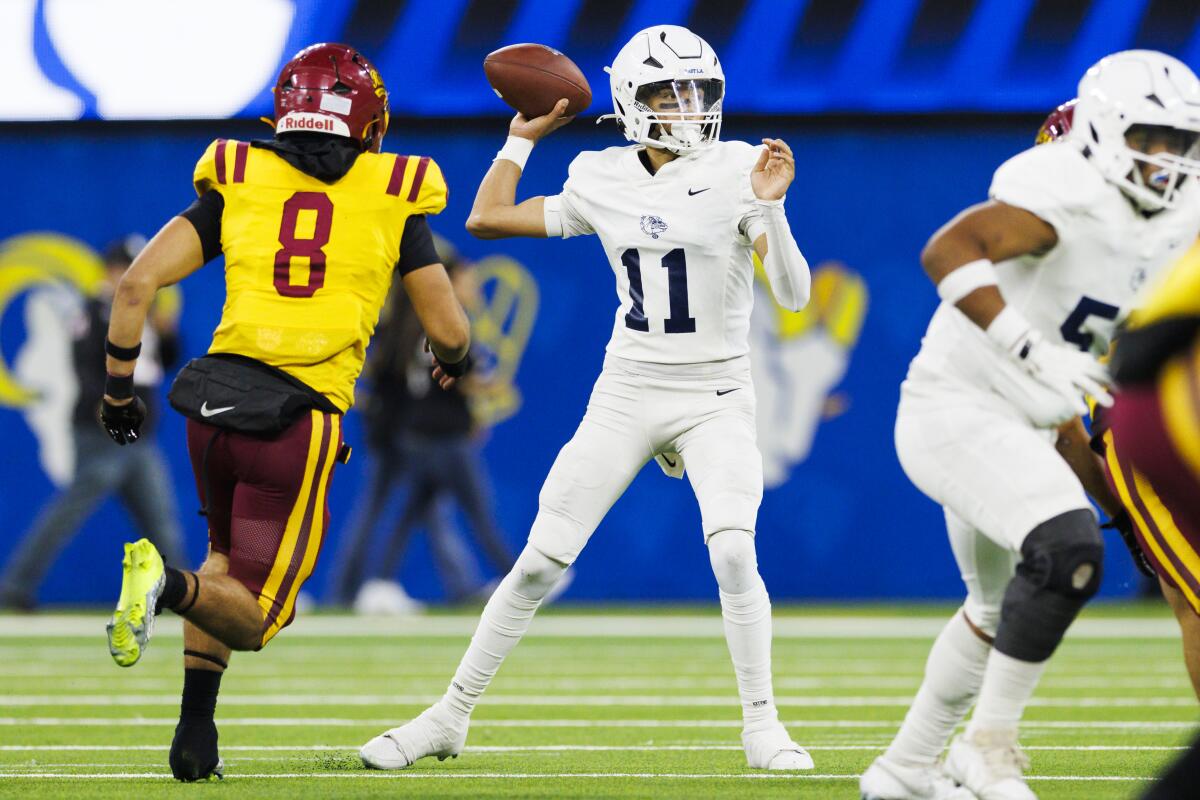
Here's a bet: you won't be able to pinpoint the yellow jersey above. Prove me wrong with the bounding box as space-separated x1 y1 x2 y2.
193 138 447 410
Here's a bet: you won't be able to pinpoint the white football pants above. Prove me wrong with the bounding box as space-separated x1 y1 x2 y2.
895 380 1092 633
528 355 764 564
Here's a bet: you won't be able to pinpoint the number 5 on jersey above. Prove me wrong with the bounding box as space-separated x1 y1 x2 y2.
622 248 696 334
274 191 334 298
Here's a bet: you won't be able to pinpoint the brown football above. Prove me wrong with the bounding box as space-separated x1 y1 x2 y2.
484 43 591 119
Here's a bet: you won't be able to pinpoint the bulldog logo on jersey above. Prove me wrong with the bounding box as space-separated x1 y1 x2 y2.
640 215 668 239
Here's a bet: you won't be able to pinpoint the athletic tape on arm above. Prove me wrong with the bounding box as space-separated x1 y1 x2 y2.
937 258 999 306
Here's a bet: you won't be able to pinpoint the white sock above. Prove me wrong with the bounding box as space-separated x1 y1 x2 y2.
720 580 779 730
885 610 992 768
440 546 565 721
966 649 1047 736
708 531 778 731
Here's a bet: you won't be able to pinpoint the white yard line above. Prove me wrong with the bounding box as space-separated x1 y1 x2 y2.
0 771 1152 782
1 717 1195 730
4 675 1190 691
2 693 1195 708
0 744 1188 753
0 614 1182 639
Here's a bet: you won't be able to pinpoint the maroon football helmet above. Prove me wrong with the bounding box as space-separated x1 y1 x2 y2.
1036 99 1076 145
273 43 390 152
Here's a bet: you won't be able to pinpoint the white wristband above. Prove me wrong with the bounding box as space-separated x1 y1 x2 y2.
494 135 534 170
936 258 998 305
986 306 1033 353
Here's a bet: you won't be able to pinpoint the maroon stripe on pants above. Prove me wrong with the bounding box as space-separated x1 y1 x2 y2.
386 155 408 196
261 414 333 634
214 140 227 184
1114 434 1200 600
232 142 249 183
406 157 430 202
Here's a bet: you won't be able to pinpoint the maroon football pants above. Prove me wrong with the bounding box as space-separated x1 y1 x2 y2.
186 411 343 646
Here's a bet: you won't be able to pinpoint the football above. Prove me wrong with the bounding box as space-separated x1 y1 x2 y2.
484 43 591 119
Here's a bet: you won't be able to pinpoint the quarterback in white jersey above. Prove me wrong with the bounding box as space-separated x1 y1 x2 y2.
360 25 813 772
861 51 1200 800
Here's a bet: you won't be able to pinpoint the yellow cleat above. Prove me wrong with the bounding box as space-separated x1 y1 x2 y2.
106 539 165 667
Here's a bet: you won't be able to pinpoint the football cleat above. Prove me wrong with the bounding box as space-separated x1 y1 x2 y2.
360 703 468 770
106 538 165 667
742 722 815 770
944 729 1036 800
860 755 976 800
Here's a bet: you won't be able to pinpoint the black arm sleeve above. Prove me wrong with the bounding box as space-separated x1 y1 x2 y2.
397 215 442 275
178 190 225 264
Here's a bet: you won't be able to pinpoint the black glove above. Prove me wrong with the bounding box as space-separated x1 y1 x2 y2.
100 396 147 445
1102 510 1157 579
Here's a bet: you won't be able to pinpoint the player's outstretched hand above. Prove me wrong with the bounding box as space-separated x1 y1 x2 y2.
510 99 575 143
752 138 795 201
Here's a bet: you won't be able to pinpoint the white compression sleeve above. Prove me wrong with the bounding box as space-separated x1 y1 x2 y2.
752 200 810 312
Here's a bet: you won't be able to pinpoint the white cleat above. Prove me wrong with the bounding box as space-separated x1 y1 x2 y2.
742 722 815 770
860 755 977 800
944 729 1036 800
360 703 467 770
353 579 425 616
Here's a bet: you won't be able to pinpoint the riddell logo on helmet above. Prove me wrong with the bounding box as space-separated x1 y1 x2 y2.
277 112 350 137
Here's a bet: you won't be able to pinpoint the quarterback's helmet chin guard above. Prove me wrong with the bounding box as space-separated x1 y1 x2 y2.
272 43 390 153
1071 50 1200 211
602 25 724 154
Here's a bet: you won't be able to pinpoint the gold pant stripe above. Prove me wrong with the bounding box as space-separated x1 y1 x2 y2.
263 414 340 643
256 411 326 623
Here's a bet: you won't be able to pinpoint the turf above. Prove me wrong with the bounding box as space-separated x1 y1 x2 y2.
0 604 1193 798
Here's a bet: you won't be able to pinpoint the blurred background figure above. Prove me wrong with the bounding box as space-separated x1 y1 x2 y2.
0 236 184 610
331 237 525 612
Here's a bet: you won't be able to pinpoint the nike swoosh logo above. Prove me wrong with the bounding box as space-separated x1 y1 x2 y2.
716 388 741 396
661 456 677 468
687 188 710 196
200 401 235 417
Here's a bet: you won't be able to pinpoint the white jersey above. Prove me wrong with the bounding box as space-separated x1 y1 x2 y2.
544 140 766 364
906 141 1200 407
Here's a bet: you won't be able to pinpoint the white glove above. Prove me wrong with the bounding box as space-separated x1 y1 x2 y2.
987 307 1113 415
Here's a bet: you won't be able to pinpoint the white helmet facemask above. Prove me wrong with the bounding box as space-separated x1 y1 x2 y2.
601 25 725 155
1071 50 1200 212
633 78 723 152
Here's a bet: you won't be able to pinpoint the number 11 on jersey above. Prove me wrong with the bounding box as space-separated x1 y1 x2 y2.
621 247 696 334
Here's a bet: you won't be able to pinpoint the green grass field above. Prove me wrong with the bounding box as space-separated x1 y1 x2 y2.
0 604 1193 798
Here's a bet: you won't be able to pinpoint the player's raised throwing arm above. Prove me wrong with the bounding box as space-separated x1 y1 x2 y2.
466 99 574 239
749 138 811 312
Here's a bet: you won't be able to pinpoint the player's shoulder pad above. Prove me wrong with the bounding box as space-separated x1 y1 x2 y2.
719 139 763 168
193 139 252 196
567 146 630 180
383 153 448 215
990 142 1108 213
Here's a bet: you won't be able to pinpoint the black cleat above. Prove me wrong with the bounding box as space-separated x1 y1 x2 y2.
169 717 224 781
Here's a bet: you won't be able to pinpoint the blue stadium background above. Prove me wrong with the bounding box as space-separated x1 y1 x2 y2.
4 0 1196 604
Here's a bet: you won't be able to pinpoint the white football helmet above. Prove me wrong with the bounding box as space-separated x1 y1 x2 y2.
601 25 724 154
1071 50 1200 211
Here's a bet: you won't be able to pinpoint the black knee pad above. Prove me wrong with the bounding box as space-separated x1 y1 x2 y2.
993 509 1104 662
1018 509 1105 597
